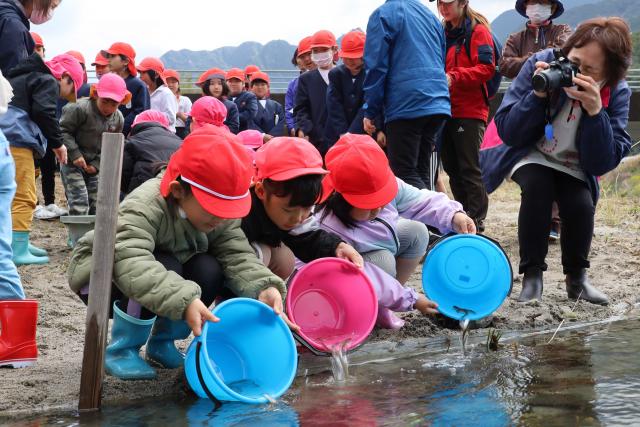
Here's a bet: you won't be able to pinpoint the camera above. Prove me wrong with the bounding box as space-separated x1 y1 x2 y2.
532 49 579 93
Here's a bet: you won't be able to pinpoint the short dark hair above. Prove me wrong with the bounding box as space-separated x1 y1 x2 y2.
262 174 323 207
164 176 192 218
202 78 229 98
562 17 632 86
319 192 357 228
146 70 165 88
291 48 299 66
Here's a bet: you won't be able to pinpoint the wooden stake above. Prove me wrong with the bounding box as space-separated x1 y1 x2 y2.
78 133 125 411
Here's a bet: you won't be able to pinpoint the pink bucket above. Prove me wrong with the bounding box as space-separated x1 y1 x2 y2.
286 258 378 355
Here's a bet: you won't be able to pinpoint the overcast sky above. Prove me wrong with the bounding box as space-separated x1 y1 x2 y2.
34 0 516 64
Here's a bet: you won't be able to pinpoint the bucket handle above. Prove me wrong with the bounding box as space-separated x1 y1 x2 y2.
292 331 332 357
195 341 223 411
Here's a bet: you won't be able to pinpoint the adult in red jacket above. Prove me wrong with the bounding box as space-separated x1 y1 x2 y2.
438 0 494 233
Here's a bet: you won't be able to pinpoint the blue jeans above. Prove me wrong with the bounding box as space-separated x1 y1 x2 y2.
0 131 24 300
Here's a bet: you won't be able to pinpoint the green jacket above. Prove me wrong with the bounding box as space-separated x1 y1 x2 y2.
60 97 124 170
67 176 286 320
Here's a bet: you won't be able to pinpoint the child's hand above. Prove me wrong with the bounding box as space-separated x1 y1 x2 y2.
73 156 87 169
363 118 376 135
184 298 219 337
258 287 300 332
375 131 387 149
335 242 364 269
263 134 273 143
53 146 68 165
84 165 97 175
452 212 476 235
415 295 439 316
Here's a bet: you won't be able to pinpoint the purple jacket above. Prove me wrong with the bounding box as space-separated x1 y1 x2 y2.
316 178 463 256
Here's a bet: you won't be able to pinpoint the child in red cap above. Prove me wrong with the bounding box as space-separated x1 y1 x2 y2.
30 32 45 58
250 72 285 141
102 42 150 135
164 69 192 139
189 96 229 132
137 57 177 133
91 52 110 80
195 68 239 134
67 126 290 380
241 136 362 280
285 36 316 136
59 73 129 216
226 68 258 132
0 52 82 266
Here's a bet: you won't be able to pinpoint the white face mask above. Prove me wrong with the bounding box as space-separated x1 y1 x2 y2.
526 4 552 25
30 7 54 25
311 51 333 68
0 71 13 115
178 207 188 220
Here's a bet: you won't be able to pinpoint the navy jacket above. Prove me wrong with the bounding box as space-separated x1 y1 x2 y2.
294 69 329 154
483 49 632 204
230 91 257 132
364 0 451 123
325 65 366 146
222 98 240 134
0 0 33 75
252 99 285 136
122 121 182 194
120 75 150 136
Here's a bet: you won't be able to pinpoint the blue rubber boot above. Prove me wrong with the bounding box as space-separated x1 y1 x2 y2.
146 317 192 369
105 301 157 380
28 243 47 257
11 231 48 266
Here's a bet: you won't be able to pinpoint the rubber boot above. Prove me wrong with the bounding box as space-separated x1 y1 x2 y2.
375 307 405 330
566 269 609 306
146 317 192 368
105 301 157 380
28 243 48 257
11 231 49 266
517 268 543 303
0 300 38 368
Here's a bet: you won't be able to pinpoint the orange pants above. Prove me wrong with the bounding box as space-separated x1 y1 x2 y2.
10 147 36 232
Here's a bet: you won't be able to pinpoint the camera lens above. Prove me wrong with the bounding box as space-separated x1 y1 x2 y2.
532 73 549 92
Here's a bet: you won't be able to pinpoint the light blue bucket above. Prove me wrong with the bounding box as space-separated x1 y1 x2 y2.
184 298 297 404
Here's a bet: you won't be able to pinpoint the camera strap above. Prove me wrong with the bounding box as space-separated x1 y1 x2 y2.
544 98 554 141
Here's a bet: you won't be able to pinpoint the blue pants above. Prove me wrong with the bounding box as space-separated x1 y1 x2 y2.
0 131 24 300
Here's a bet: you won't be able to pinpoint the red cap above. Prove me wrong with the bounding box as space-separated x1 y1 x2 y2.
90 73 131 104
160 126 253 218
310 30 337 49
65 50 86 65
132 110 170 130
255 137 328 182
30 32 44 48
322 134 398 209
250 71 270 84
238 130 264 149
45 54 85 102
163 69 180 82
101 42 137 76
340 31 366 59
225 68 245 82
137 57 166 83
196 68 225 86
297 36 313 56
91 52 109 67
190 96 228 130
244 65 260 76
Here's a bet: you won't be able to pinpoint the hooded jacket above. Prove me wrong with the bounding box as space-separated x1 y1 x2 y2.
0 0 34 75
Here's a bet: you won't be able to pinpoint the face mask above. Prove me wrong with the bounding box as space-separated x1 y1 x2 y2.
311 51 333 68
30 7 54 25
178 207 188 220
526 4 552 25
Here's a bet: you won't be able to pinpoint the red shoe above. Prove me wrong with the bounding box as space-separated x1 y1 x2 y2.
0 300 38 368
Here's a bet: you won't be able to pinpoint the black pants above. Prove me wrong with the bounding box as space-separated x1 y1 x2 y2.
440 118 489 230
386 115 447 190
512 164 594 275
78 252 225 319
39 147 57 205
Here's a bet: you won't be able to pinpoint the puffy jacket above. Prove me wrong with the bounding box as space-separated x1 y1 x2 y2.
294 69 330 154
0 0 33 75
325 64 366 146
0 52 62 157
482 49 632 204
230 91 258 132
317 178 462 255
120 75 150 136
222 98 240 134
499 23 572 79
60 97 124 170
122 121 182 194
445 19 496 122
363 0 451 123
68 175 286 320
252 98 285 136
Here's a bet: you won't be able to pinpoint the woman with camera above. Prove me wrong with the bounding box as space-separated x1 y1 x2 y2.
490 18 633 304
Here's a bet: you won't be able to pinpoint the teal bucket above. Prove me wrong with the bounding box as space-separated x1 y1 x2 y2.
184 298 297 404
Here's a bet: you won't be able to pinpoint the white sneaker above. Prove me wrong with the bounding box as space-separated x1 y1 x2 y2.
34 205 58 220
45 204 68 217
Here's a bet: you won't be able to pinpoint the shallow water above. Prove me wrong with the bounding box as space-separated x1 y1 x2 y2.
9 317 640 426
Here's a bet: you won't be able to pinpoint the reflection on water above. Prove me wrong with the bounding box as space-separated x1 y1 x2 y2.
7 318 640 426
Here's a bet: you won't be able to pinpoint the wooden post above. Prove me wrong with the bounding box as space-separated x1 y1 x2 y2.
78 133 125 411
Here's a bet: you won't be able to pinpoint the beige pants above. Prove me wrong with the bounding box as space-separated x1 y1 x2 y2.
252 242 295 280
10 147 36 232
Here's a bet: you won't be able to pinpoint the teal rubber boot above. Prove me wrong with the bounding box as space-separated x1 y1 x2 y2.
146 317 192 369
11 231 49 266
28 243 48 257
105 301 157 380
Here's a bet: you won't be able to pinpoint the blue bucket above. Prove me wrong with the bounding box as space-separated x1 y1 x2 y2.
185 298 297 404
422 234 513 321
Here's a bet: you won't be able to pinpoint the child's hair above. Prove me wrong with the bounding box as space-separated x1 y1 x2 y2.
202 78 229 98
163 175 192 217
262 174 323 208
145 70 165 88
440 0 491 30
291 49 299 66
319 192 357 228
